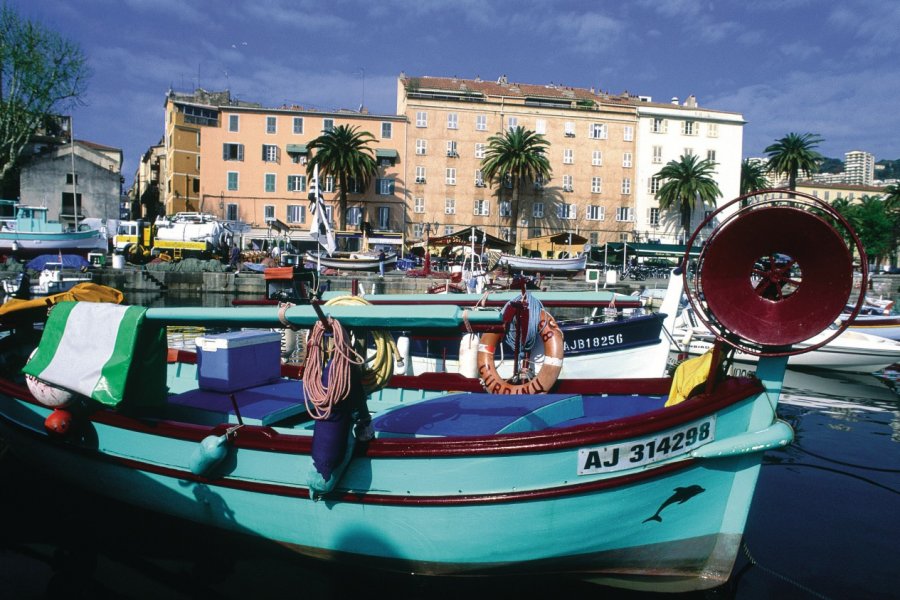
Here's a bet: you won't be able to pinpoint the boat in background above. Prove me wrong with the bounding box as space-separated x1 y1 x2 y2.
499 252 587 275
0 190 870 593
305 250 396 272
0 204 108 257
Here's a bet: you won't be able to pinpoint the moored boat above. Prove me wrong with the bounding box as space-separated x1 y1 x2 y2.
499 252 587 274
0 204 108 257
0 190 868 592
305 250 397 271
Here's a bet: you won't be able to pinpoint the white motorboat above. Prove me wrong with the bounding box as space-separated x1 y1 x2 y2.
499 253 587 274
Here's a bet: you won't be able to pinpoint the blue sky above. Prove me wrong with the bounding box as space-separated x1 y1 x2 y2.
12 0 900 180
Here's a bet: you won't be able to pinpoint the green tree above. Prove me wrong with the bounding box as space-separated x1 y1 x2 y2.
0 5 90 186
480 126 551 252
306 124 377 231
654 154 722 243
764 132 824 190
740 158 769 195
882 183 900 212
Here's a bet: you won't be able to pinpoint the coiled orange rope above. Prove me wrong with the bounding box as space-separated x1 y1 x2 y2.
302 316 364 420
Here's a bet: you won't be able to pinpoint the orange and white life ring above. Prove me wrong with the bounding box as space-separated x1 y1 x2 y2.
476 309 564 394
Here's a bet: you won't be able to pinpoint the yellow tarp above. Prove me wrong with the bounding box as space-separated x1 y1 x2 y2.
0 283 124 318
666 349 716 407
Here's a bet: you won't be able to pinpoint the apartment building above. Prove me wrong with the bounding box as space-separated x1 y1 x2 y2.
398 75 640 249
794 180 887 203
634 95 744 244
165 89 406 247
844 150 875 186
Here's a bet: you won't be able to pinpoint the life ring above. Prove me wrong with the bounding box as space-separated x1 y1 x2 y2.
477 309 564 394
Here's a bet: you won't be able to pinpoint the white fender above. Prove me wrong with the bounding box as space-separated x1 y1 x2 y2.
459 333 479 378
279 328 298 359
25 349 73 408
395 334 410 375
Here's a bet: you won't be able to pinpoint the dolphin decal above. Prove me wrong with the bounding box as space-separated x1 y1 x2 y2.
643 485 705 523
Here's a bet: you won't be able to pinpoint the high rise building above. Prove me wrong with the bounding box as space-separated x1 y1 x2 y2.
844 150 875 186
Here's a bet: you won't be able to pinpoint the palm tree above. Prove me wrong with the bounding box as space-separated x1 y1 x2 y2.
740 158 769 195
882 183 900 213
764 132 824 190
307 124 377 231
480 126 551 252
654 154 722 244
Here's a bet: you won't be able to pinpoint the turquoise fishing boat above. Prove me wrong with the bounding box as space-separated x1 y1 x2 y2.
0 191 867 592
0 203 109 257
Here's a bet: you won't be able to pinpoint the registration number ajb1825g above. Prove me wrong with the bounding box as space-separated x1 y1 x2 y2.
577 416 716 476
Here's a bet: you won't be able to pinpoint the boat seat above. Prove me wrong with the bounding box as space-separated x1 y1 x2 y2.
166 380 307 426
552 395 666 428
372 393 584 437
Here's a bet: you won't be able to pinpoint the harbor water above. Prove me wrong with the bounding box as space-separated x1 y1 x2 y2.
0 292 897 599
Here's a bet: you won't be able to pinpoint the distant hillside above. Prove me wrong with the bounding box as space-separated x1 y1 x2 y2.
819 157 844 174
876 159 900 179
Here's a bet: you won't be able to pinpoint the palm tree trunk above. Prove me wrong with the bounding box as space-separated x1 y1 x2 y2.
511 182 520 254
338 173 348 231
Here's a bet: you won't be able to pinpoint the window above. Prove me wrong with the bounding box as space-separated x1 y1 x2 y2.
324 176 334 193
223 143 244 161
287 175 306 192
412 223 424 238
227 171 239 191
346 177 362 194
530 226 542 238
533 202 544 218
562 174 573 192
443 225 453 236
499 200 511 217
564 121 575 137
475 169 485 187
474 199 490 216
707 123 719 137
616 206 633 221
347 207 362 227
262 144 279 163
591 177 602 194
415 166 426 183
377 206 390 229
66 173 78 184
648 207 660 226
649 175 662 194
323 205 334 224
265 173 276 193
414 197 425 213
507 116 518 130
589 123 607 139
447 112 458 129
323 118 334 132
535 119 546 134
229 114 239 132
684 147 695 157
226 203 238 220
445 197 455 215
587 205 605 221
381 122 392 139
622 152 632 168
293 117 304 134
624 125 634 141
681 120 696 136
557 203 576 220
266 116 277 134
500 227 511 241
621 178 631 194
476 114 487 131
264 205 275 221
376 178 395 195
287 205 305 224
416 139 427 155
474 143 485 159
592 150 602 166
563 148 574 164
651 118 667 133
446 140 458 157
291 153 307 165
707 149 717 163
590 232 598 245
652 145 663 164
445 168 456 185
416 111 427 127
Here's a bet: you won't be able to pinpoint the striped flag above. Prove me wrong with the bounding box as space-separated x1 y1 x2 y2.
22 301 165 406
308 164 336 255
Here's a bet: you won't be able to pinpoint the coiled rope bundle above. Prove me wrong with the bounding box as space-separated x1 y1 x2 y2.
502 292 545 360
302 315 363 420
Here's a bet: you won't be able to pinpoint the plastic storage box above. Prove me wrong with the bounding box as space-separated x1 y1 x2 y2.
196 330 282 392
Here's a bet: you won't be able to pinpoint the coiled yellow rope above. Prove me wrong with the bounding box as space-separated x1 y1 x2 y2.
322 295 400 393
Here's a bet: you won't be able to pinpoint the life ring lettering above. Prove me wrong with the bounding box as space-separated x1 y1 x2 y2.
476 309 564 394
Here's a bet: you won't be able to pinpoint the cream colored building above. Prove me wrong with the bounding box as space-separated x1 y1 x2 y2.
397 75 639 249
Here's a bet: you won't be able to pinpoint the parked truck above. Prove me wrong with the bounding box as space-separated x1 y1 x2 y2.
114 213 233 263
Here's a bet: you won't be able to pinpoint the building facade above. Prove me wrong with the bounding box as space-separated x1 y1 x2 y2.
844 150 875 186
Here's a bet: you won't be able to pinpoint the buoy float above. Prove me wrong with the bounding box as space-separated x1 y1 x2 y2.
190 434 231 476
395 333 410 375
44 408 74 436
458 333 479 378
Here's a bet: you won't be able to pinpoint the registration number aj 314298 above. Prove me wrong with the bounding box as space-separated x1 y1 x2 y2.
577 416 716 475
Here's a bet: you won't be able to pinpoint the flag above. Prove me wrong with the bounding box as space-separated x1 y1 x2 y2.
22 301 166 406
308 164 336 255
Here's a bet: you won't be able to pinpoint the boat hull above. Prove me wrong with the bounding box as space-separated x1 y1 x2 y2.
0 231 108 256
500 254 587 273
305 251 397 271
0 367 786 593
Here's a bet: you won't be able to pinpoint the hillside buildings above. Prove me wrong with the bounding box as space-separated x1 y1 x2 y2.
155 75 746 251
